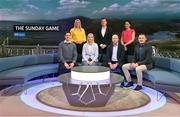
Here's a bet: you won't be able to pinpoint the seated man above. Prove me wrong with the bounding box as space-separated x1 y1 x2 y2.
82 33 99 66
58 32 77 73
122 33 152 90
106 34 124 71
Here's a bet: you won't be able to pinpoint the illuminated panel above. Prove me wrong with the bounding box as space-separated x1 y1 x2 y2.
71 70 110 81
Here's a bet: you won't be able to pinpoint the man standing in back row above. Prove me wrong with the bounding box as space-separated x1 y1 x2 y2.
95 18 112 65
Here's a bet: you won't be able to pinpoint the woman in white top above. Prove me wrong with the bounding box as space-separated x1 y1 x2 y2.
82 33 99 66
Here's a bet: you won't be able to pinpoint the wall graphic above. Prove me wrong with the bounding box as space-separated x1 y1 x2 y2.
0 0 180 57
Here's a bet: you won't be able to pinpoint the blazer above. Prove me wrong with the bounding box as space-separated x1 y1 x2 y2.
132 43 153 69
106 43 125 66
95 26 112 53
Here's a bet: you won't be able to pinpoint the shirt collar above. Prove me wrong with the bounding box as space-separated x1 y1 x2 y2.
64 40 71 43
139 43 145 47
101 26 107 29
87 42 94 45
113 43 118 47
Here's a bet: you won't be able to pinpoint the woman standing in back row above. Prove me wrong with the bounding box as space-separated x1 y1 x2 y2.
70 19 86 54
121 21 135 63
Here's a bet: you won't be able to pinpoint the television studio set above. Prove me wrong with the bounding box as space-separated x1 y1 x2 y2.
0 0 180 117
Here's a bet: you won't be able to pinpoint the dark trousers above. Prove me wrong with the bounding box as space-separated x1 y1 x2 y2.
99 48 108 66
99 54 107 66
75 43 84 62
75 43 84 54
109 61 126 83
124 43 135 63
58 61 77 74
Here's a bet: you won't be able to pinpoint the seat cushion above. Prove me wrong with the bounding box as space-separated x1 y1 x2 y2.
170 58 180 73
0 64 58 82
0 55 36 72
0 54 58 72
128 68 180 87
153 56 171 70
32 54 58 64
147 68 180 87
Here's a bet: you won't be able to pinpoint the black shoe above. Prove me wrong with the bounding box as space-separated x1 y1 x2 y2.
120 82 125 87
125 81 134 87
134 85 142 91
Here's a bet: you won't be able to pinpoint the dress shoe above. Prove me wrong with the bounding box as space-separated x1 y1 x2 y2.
134 85 142 91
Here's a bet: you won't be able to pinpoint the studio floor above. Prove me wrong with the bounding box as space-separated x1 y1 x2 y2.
0 78 180 117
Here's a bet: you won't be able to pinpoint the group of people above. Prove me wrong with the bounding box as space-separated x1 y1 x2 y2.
58 18 153 91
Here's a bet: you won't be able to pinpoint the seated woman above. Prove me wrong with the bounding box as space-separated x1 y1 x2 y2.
82 33 99 66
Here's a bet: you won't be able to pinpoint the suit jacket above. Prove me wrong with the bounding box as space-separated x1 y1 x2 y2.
132 43 153 69
106 43 125 66
95 26 112 53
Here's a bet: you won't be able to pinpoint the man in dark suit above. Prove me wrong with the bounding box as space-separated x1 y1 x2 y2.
122 33 153 90
95 18 112 65
106 34 124 70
